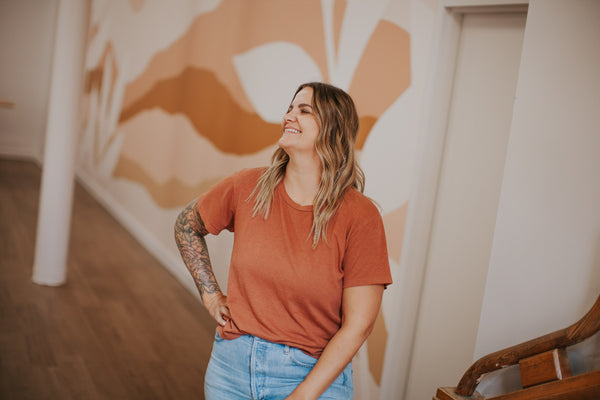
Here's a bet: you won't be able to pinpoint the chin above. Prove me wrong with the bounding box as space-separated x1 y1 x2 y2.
278 137 292 150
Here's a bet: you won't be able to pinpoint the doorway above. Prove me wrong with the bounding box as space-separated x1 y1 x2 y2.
404 10 527 400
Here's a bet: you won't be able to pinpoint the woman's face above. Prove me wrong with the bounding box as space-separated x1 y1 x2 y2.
278 87 320 157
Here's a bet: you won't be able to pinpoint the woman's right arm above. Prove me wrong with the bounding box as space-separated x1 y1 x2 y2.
174 199 231 326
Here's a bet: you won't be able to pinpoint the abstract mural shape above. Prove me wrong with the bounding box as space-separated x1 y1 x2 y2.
113 108 277 207
367 309 388 385
129 0 145 12
119 0 333 115
232 41 324 123
83 41 120 165
115 156 224 209
383 203 409 264
119 67 281 155
116 0 410 154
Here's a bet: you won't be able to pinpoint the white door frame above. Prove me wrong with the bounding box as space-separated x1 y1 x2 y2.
379 1 528 399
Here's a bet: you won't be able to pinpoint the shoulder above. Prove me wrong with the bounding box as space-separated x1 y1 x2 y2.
339 188 382 220
201 167 266 198
228 167 267 187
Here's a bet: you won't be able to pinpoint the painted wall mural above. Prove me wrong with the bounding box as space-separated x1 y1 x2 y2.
80 0 431 397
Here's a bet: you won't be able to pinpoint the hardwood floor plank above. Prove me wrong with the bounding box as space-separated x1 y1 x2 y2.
0 160 215 399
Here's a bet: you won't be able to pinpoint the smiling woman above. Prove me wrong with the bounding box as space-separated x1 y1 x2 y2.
174 82 392 400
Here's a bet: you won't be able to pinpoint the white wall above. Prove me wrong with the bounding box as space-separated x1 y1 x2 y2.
0 0 58 161
475 0 600 356
473 0 600 394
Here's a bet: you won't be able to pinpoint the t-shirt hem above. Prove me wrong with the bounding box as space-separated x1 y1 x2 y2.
197 202 230 235
343 280 392 290
218 326 325 358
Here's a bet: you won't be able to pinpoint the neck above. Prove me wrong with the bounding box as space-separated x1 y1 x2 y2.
283 156 321 206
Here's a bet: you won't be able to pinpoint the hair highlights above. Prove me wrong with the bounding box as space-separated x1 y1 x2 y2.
248 82 365 248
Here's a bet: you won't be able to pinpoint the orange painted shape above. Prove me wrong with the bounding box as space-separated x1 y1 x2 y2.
119 67 281 155
350 21 411 118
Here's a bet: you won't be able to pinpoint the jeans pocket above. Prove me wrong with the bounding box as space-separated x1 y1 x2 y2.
289 347 318 368
340 362 353 386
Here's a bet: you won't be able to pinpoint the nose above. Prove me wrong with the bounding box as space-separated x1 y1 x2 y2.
284 109 297 122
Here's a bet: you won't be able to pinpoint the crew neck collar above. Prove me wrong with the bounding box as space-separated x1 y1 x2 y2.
276 181 313 212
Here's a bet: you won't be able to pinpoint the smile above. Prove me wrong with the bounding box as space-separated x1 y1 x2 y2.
284 128 301 134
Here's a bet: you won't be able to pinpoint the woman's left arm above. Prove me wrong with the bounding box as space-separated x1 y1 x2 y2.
286 284 385 400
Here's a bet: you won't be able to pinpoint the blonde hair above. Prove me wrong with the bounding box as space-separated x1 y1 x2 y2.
248 82 365 248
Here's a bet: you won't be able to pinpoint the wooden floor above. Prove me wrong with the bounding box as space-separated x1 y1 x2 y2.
0 159 216 399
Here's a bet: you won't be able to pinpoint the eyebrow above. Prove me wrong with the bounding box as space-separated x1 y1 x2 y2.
296 103 313 108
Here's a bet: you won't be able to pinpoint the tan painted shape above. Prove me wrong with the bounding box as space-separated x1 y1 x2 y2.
129 0 146 12
85 42 117 96
119 67 281 155
356 116 377 150
367 308 388 386
83 42 120 164
333 0 346 59
364 204 408 385
382 202 409 264
121 0 329 113
87 23 99 47
113 156 224 208
350 20 411 117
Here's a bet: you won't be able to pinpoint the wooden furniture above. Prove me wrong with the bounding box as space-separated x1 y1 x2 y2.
434 294 600 400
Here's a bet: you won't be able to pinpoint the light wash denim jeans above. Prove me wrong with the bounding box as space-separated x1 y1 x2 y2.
204 330 353 399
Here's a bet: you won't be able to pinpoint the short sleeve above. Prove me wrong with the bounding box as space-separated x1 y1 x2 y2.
195 172 239 235
342 213 392 289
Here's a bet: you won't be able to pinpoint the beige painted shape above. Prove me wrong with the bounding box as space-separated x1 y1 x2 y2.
129 0 146 13
366 308 388 386
333 1 347 58
113 156 224 208
382 202 408 264
118 108 275 187
83 41 120 164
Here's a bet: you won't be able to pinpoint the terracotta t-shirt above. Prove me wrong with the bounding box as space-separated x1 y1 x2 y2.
196 167 392 358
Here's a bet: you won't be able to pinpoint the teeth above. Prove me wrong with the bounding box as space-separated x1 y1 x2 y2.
285 128 301 134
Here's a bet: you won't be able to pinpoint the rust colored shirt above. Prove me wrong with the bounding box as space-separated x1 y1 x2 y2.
196 168 392 357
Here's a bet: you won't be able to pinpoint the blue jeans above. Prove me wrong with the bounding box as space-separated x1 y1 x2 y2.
204 331 353 399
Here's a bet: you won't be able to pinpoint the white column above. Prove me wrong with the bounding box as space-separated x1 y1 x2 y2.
32 0 89 286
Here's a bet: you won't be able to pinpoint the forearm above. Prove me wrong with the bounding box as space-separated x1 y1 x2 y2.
289 325 371 400
288 285 384 400
174 200 221 301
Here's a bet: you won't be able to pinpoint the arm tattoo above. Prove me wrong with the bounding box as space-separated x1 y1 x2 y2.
174 200 221 299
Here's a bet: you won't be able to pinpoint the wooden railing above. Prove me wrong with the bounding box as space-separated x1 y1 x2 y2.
435 294 600 400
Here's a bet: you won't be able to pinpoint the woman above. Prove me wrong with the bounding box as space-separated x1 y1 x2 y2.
174 82 392 399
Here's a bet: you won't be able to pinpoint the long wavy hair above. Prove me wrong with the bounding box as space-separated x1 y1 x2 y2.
248 82 365 248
